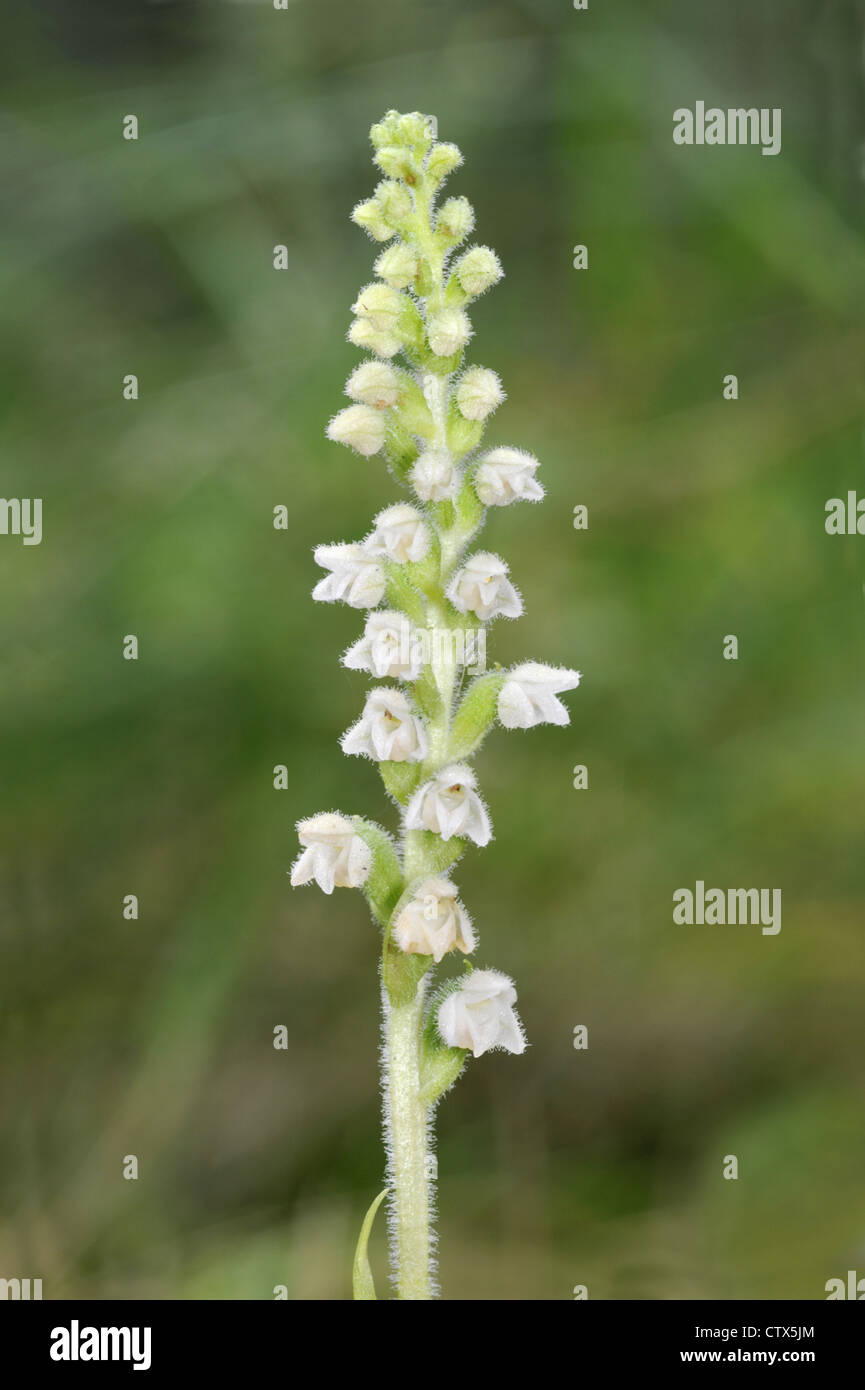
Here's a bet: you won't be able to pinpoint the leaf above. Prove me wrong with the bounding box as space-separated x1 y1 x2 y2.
352 819 404 926
448 670 506 761
380 760 423 806
352 1187 389 1300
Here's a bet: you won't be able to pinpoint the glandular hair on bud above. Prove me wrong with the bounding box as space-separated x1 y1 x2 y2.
351 199 394 242
436 196 474 245
376 180 413 226
375 243 420 290
427 306 472 358
455 366 505 421
352 282 405 333
455 245 503 298
346 361 401 410
348 317 402 358
427 142 463 185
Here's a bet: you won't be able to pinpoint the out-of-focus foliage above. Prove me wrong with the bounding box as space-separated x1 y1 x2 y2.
2 0 864 1299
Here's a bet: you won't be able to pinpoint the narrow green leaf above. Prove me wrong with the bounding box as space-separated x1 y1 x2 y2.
352 819 404 926
352 1187 389 1300
448 670 506 761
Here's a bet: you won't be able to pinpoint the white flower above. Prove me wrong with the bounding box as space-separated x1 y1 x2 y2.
474 447 544 506
454 245 503 297
346 361 400 409
498 662 581 729
437 969 526 1058
348 317 402 358
341 687 428 762
410 448 458 502
405 763 492 845
313 543 385 609
447 551 523 622
326 404 386 457
343 611 422 681
427 307 471 357
290 813 371 895
352 282 405 334
393 878 476 964
455 367 505 421
374 243 419 290
364 503 431 564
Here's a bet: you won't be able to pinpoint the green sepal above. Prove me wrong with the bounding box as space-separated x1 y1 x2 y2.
352 1187 389 1300
404 532 441 597
447 408 484 463
352 818 404 927
405 828 467 877
423 346 464 377
414 258 434 298
448 670 506 762
454 470 485 534
384 563 427 625
398 299 426 357
380 760 423 806
383 416 419 482
430 499 455 532
411 664 443 723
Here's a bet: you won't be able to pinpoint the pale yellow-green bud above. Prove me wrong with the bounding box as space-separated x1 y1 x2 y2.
455 366 505 421
426 142 463 186
455 245 503 297
435 196 474 245
375 180 413 226
352 282 405 334
370 110 432 154
374 145 420 184
326 404 386 457
351 198 393 242
346 361 401 410
374 243 419 290
348 318 402 359
427 306 472 358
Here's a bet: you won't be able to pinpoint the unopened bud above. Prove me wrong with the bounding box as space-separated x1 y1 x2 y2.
346 361 401 410
427 306 472 358
374 243 420 290
455 367 505 421
326 404 386 457
435 196 474 245
455 245 503 297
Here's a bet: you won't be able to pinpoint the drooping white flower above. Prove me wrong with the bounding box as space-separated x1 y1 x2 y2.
341 687 428 762
313 544 385 609
437 969 526 1058
364 503 431 564
447 551 523 622
405 763 492 846
343 611 422 681
410 448 458 502
393 878 476 964
290 813 371 895
455 367 505 421
427 307 471 358
346 361 400 409
474 447 544 506
454 245 503 297
498 662 581 730
326 404 386 457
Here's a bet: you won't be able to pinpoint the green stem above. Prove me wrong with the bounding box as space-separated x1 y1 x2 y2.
384 983 432 1299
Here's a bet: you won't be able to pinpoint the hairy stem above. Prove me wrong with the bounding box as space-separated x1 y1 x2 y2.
384 983 432 1299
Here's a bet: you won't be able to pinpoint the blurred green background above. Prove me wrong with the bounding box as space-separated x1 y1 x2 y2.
2 0 865 1300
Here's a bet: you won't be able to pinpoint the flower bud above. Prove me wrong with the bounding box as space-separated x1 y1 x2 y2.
435 196 474 245
351 199 393 242
345 361 400 410
426 142 462 186
351 282 405 334
394 879 475 964
348 317 402 358
375 180 413 226
455 244 503 297
374 243 420 290
326 404 386 457
410 448 458 502
427 306 471 358
374 145 419 182
455 366 505 421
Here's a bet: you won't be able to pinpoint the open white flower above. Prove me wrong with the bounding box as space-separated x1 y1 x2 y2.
341 687 428 762
393 878 476 964
326 404 386 457
411 448 458 502
405 763 492 845
290 813 371 895
313 543 385 609
437 969 526 1058
447 551 523 622
498 662 581 729
343 611 422 681
455 366 505 421
474 447 544 506
364 503 431 564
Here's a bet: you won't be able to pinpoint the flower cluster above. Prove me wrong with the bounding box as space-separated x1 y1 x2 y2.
290 110 581 1296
